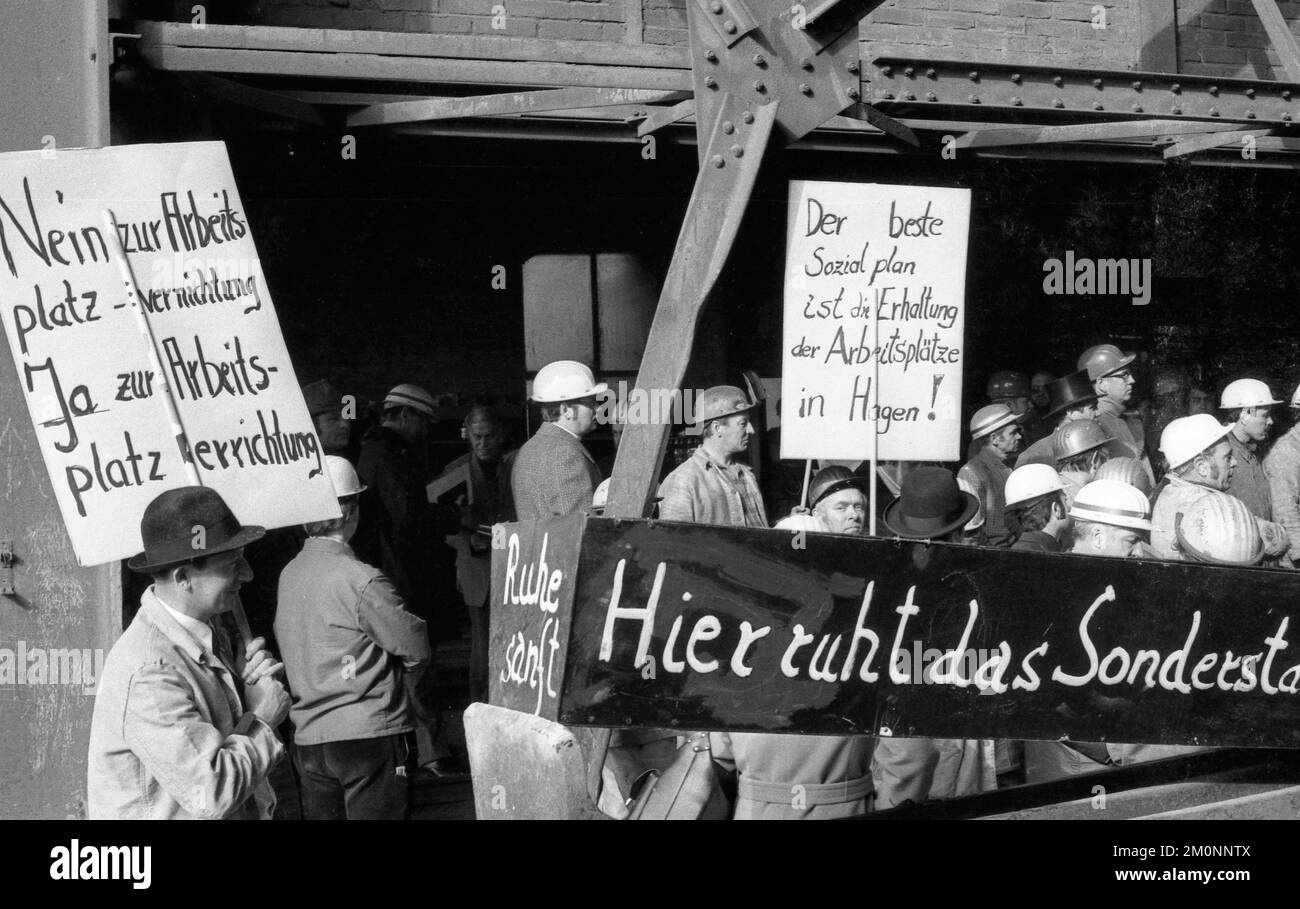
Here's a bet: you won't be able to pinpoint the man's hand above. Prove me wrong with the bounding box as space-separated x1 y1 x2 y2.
244 675 291 728
240 637 285 686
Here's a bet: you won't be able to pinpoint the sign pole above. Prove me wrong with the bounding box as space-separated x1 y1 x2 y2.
869 282 879 537
799 458 813 511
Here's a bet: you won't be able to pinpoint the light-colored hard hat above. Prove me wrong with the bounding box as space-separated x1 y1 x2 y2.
694 385 755 425
531 360 607 404
775 513 828 532
1078 344 1135 382
1004 464 1067 508
1160 414 1233 471
592 477 610 509
1052 420 1115 463
1291 383 1300 409
1219 378 1281 410
987 370 1029 399
383 383 436 419
325 455 366 498
1094 456 1152 496
969 403 1019 440
1069 479 1152 531
1175 493 1264 566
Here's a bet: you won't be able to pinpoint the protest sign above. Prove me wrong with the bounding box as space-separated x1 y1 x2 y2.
0 141 339 566
490 516 1300 748
781 181 970 461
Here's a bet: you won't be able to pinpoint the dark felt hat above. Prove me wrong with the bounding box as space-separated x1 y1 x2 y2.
808 465 870 510
1045 370 1101 418
881 467 979 540
302 379 342 419
127 486 265 573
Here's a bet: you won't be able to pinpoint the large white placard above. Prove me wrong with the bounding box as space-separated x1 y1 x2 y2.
0 141 339 566
781 181 971 461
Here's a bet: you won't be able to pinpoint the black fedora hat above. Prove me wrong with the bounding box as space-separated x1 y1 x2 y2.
127 486 265 573
808 465 870 509
881 467 979 539
1046 370 1101 418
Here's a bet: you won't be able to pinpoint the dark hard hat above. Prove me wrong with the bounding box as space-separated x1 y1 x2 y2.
1052 419 1116 463
1077 344 1135 382
809 465 869 510
1045 370 1101 418
694 385 755 425
987 370 1030 399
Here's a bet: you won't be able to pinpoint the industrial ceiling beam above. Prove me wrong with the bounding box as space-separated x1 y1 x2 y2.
347 87 689 127
955 119 1245 150
1163 128 1274 159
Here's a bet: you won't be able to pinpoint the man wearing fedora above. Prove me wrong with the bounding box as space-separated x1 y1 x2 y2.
88 487 290 819
958 403 1022 547
276 457 431 819
513 360 606 522
657 385 768 528
873 468 996 806
1015 370 1100 470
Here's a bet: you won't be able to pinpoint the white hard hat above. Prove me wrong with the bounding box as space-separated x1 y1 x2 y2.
1219 378 1281 409
1160 414 1233 471
1004 464 1067 508
1094 456 1153 496
1175 493 1264 566
383 383 436 419
1069 479 1152 531
775 513 828 532
532 360 608 404
325 455 366 497
1292 383 1300 409
592 478 610 509
969 403 1019 440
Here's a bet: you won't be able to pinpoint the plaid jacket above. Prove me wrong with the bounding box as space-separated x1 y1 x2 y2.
511 422 602 521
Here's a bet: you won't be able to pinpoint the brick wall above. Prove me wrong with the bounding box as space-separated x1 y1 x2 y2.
251 0 628 41
1179 0 1300 79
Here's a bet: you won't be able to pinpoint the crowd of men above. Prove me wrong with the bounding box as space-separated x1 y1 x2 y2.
85 343 1300 820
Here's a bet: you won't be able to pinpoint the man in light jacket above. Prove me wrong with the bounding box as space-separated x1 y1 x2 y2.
276 456 431 819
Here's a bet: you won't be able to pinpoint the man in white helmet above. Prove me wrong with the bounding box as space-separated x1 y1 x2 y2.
957 403 1022 547
1004 464 1071 553
512 360 606 521
1024 480 1151 783
1264 383 1300 561
276 456 431 819
1219 378 1281 521
657 385 768 527
1150 415 1290 563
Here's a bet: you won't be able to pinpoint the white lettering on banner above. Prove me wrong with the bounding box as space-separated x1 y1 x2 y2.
499 531 569 715
781 181 971 460
0 142 339 565
593 570 1300 700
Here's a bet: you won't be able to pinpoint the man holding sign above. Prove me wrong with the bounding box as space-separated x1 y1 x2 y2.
88 487 289 819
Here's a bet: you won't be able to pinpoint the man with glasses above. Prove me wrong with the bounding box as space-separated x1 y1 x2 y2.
1079 344 1152 483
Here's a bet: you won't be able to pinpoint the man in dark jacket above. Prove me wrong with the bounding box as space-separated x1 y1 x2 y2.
1004 464 1071 552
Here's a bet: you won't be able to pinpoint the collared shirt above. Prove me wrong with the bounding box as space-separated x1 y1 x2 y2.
1225 429 1273 520
657 446 768 528
87 588 282 819
157 597 214 654
275 537 430 746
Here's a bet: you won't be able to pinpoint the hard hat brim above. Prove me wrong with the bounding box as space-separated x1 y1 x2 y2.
532 381 609 404
1067 503 1152 532
971 410 1020 440
1098 353 1136 378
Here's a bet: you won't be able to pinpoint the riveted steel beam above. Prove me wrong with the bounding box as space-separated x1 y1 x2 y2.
1163 128 1274 159
690 0 759 48
866 57 1300 126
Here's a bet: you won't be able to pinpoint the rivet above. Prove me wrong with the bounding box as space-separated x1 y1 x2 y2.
731 144 744 157
742 110 754 123
1131 103 1143 112
904 66 915 77
1171 105 1181 115
1285 90 1293 101
800 83 812 95
1092 78 1103 89
969 93 980 104
1053 98 1064 108
1208 85 1219 96
704 75 718 88
1246 87 1256 98
1092 101 1103 110
969 70 979 81
1209 107 1219 117
1132 80 1142 91
1247 109 1257 119
847 86 860 100
709 0 721 12
1011 96 1022 106
753 53 766 66
846 60 859 74
722 120 735 134
904 91 916 100
711 155 725 168
723 20 736 33
882 65 893 77
926 91 938 101
1285 112 1293 121
753 80 766 92
882 91 894 100
801 57 814 71
704 50 718 63
1011 72 1022 83
926 68 937 78
1053 75 1064 87
1171 83 1181 93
